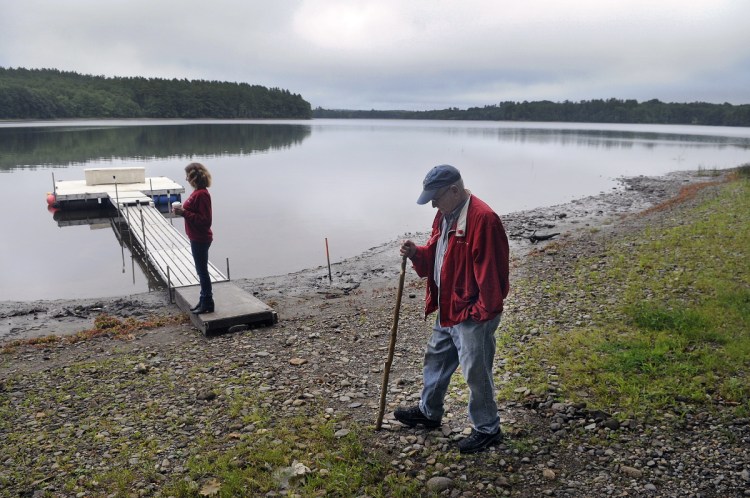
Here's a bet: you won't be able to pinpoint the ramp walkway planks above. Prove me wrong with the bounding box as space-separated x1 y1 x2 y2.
120 204 227 288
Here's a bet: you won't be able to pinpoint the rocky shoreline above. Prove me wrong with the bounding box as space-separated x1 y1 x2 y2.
3 170 748 497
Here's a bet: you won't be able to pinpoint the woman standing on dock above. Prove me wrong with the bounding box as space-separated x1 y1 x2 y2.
174 163 214 314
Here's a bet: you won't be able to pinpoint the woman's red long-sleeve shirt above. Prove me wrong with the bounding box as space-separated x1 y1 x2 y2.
182 188 213 243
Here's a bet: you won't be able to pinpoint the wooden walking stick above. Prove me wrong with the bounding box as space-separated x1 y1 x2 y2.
375 255 408 430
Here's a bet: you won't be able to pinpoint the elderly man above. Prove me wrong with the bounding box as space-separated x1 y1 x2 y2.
396 164 510 454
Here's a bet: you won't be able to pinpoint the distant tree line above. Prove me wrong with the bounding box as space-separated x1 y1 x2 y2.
314 99 750 127
0 67 312 119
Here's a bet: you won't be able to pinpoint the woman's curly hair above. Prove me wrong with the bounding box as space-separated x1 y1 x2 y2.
185 162 212 189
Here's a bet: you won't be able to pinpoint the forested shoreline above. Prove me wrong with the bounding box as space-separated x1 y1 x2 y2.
3 67 749 126
314 99 750 126
0 67 312 119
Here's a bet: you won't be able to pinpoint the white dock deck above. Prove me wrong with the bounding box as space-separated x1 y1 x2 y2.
54 176 184 206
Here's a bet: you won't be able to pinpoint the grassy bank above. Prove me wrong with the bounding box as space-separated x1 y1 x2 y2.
0 347 419 497
499 167 750 419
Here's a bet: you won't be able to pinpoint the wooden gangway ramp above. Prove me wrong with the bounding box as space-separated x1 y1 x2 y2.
120 204 227 288
52 167 278 335
119 203 278 334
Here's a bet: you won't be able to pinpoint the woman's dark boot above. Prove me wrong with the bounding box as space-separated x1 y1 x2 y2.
190 298 203 313
195 297 215 314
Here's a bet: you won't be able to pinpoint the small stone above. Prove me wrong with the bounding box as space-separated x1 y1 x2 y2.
543 468 556 480
197 391 217 401
334 429 350 438
601 418 620 430
289 358 308 366
426 476 453 492
551 403 568 412
620 465 643 478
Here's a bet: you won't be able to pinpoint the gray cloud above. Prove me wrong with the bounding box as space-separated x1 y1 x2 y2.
1 0 748 109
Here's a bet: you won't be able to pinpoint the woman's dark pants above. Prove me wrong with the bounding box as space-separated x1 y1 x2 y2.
190 241 213 300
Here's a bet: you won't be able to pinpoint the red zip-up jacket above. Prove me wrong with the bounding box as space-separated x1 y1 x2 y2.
411 195 509 327
182 188 213 243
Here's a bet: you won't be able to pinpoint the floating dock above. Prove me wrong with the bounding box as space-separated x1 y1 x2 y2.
49 167 278 334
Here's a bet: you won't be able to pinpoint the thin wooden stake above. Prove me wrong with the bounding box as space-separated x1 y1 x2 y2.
325 237 332 283
375 255 408 430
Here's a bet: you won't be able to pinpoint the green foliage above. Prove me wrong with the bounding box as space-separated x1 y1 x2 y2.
0 67 312 119
625 303 715 340
736 163 750 178
314 98 750 127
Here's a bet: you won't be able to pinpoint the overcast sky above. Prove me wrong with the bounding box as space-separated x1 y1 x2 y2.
1 0 749 110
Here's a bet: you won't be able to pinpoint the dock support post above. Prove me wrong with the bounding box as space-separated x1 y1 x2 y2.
113 176 120 209
168 190 173 225
226 258 231 281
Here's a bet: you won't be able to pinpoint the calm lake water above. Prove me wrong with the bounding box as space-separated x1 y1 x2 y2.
1 119 749 301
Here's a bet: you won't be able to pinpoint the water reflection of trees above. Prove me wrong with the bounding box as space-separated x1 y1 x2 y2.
0 123 311 170
464 127 750 150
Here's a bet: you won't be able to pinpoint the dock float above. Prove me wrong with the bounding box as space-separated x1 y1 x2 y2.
49 167 278 334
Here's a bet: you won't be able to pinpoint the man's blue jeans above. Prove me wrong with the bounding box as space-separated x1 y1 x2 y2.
190 241 212 300
419 314 502 434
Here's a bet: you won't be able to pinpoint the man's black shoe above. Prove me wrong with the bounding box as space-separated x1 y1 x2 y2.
393 405 441 429
457 428 503 454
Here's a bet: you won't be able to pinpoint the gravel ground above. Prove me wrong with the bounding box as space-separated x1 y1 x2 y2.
2 170 748 497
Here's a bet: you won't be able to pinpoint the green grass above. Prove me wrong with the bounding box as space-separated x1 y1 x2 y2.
157 414 393 497
0 353 427 497
499 172 750 419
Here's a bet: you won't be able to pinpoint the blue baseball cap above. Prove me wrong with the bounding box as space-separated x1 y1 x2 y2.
417 164 462 204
